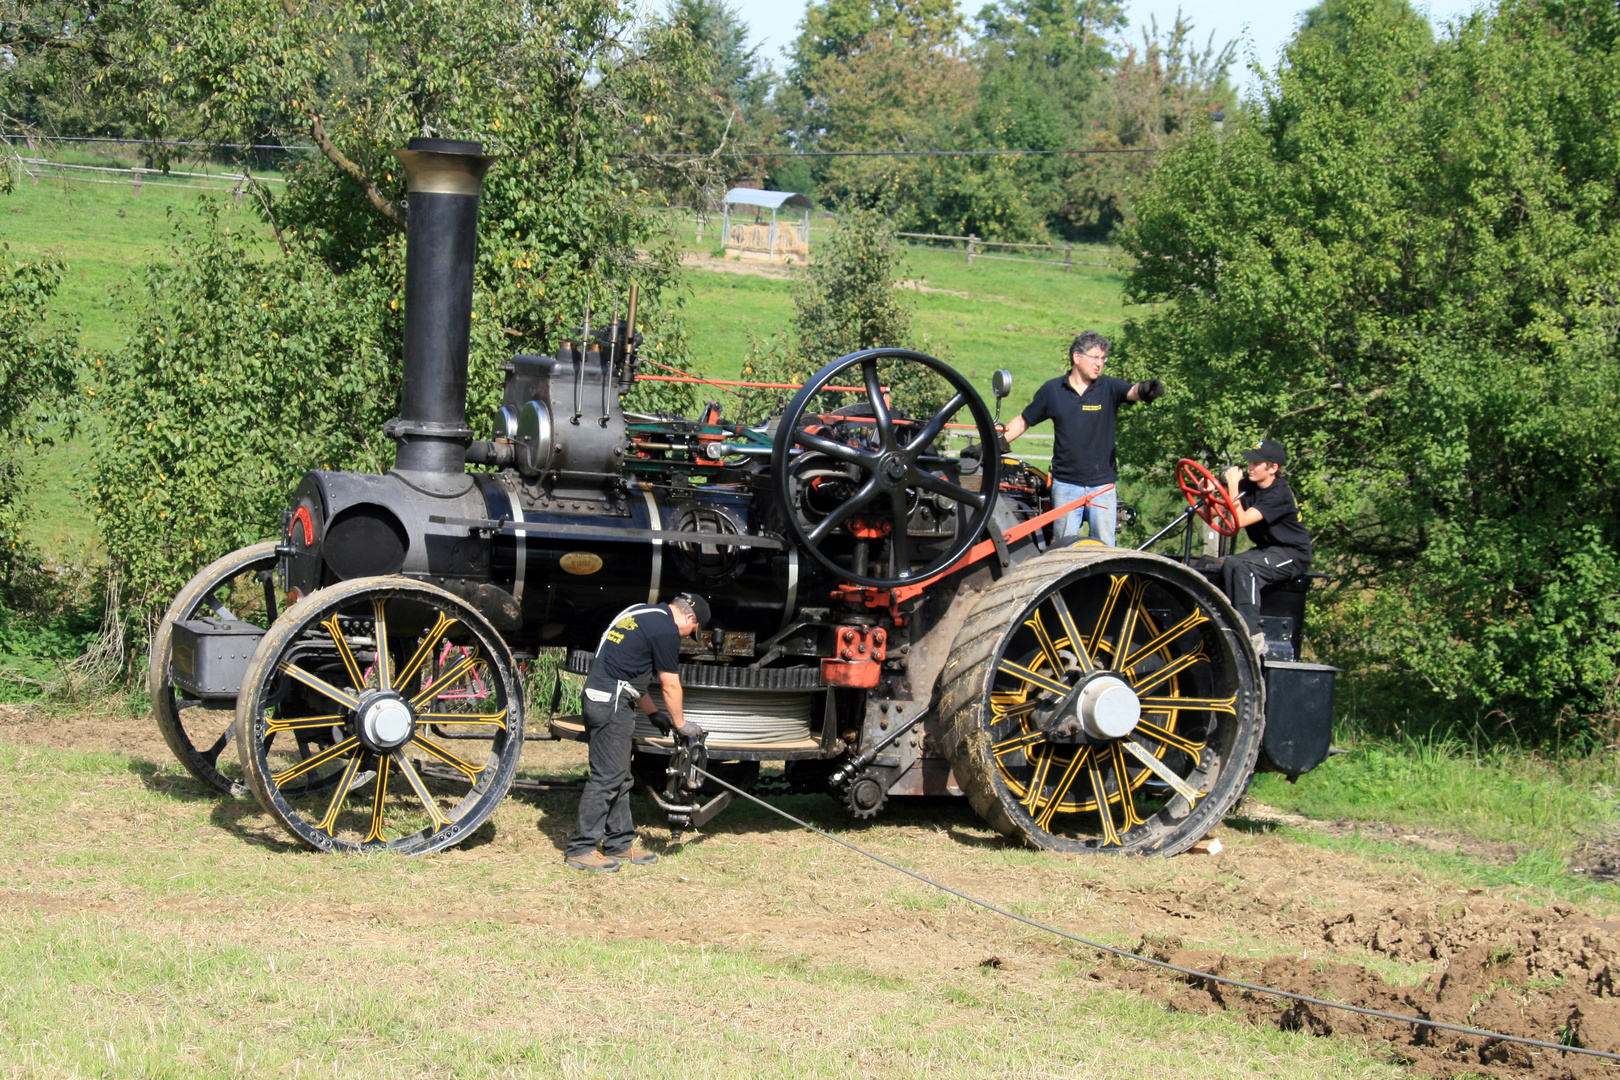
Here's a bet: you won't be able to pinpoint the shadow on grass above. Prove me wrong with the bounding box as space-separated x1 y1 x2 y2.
126 755 238 804
1220 814 1282 836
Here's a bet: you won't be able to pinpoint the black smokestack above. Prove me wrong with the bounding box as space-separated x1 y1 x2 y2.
389 137 493 486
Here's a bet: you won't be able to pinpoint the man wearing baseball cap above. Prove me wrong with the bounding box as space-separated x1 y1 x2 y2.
1218 440 1312 655
565 592 708 872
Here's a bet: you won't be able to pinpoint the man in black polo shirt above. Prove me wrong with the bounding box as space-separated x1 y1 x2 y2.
1002 331 1164 545
565 593 709 873
1218 439 1312 654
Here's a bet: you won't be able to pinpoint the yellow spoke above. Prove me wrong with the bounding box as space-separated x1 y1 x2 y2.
1136 718 1208 758
1035 748 1089 830
315 753 365 835
1120 610 1210 671
1026 610 1067 679
266 712 347 733
372 598 392 691
1138 694 1236 715
409 651 481 710
322 616 366 692
1109 743 1147 829
1113 580 1150 672
392 752 451 832
996 658 1070 699
417 708 508 729
1087 575 1128 657
409 735 482 782
1086 753 1121 846
277 662 360 711
992 730 1047 758
1129 649 1207 695
990 699 1039 722
272 737 360 786
1020 745 1056 813
394 612 459 691
363 753 392 843
1046 591 1096 675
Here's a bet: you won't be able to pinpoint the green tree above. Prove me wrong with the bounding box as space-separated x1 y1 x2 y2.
1118 0 1620 736
72 0 707 615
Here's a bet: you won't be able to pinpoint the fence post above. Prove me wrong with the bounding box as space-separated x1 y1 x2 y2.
694 218 702 245
967 234 978 267
1064 245 1073 274
131 167 143 195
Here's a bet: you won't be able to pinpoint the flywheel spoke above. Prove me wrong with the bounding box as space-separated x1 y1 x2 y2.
1138 694 1235 716
1120 610 1209 672
1109 743 1147 829
1135 718 1208 758
1034 748 1089 830
1129 649 1207 695
806 472 885 544
417 708 508 728
266 712 348 734
1085 753 1121 846
1087 575 1128 657
410 651 483 711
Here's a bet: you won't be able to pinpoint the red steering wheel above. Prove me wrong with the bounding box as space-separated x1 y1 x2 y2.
1176 458 1241 537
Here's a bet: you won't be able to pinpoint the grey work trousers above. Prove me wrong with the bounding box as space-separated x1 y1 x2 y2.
565 694 639 858
1222 548 1308 635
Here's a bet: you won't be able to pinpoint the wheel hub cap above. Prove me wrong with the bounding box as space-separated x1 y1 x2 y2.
359 694 415 750
1076 675 1141 740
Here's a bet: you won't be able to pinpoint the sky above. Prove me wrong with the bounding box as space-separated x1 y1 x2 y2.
721 0 1487 98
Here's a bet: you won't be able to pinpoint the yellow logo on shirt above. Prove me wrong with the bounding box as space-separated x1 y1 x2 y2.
605 613 638 644
1082 404 1102 411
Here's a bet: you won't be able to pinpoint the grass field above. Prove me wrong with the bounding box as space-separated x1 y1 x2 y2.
9 708 1599 1080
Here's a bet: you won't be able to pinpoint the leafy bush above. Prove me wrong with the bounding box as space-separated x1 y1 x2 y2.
1118 0 1620 739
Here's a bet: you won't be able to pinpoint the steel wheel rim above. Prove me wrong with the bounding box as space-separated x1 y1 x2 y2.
236 579 524 854
150 541 280 797
980 557 1256 851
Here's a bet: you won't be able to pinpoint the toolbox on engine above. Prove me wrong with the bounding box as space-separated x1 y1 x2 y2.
1259 660 1339 777
170 618 265 698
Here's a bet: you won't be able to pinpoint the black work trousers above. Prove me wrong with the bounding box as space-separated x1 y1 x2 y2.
566 694 639 858
1222 547 1308 635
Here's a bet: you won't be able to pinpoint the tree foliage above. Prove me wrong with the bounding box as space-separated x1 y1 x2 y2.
72 0 707 615
1118 0 1620 735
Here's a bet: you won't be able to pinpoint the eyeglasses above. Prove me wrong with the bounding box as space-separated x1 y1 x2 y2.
1074 351 1107 363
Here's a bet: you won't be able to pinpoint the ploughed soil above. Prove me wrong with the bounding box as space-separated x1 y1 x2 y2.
5 702 1619 1077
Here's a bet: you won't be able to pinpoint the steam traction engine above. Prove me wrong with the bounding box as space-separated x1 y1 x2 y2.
151 140 1337 856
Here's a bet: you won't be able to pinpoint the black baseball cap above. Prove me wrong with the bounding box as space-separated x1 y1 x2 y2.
673 592 711 626
1240 439 1288 466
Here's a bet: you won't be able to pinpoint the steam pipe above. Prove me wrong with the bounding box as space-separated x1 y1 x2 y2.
387 137 494 491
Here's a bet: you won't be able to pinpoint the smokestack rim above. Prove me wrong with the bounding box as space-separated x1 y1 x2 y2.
394 142 495 197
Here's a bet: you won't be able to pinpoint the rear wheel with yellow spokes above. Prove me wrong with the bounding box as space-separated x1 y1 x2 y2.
940 547 1262 855
235 577 524 854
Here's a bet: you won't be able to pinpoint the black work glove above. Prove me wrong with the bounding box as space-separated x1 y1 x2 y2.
960 442 983 462
1135 378 1164 403
996 433 1010 454
649 709 675 735
673 718 705 740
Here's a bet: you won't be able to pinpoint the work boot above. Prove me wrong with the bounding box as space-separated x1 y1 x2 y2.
603 843 659 866
564 851 620 873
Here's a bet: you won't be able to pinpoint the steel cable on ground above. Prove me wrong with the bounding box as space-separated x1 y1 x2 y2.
693 765 1619 1064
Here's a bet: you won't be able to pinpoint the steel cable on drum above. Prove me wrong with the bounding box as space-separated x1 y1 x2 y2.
693 766 1620 1065
636 689 813 745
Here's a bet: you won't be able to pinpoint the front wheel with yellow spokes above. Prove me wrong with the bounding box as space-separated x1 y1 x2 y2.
939 547 1262 855
234 577 525 854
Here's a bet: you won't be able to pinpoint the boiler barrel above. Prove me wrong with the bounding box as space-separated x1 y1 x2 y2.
477 479 809 649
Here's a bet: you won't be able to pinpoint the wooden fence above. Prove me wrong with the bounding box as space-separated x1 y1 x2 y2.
676 211 1124 273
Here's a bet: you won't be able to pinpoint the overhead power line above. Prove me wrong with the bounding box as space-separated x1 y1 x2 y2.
633 146 1159 159
4 133 1157 159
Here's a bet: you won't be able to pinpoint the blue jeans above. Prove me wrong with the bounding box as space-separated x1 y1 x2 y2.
1050 482 1118 546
